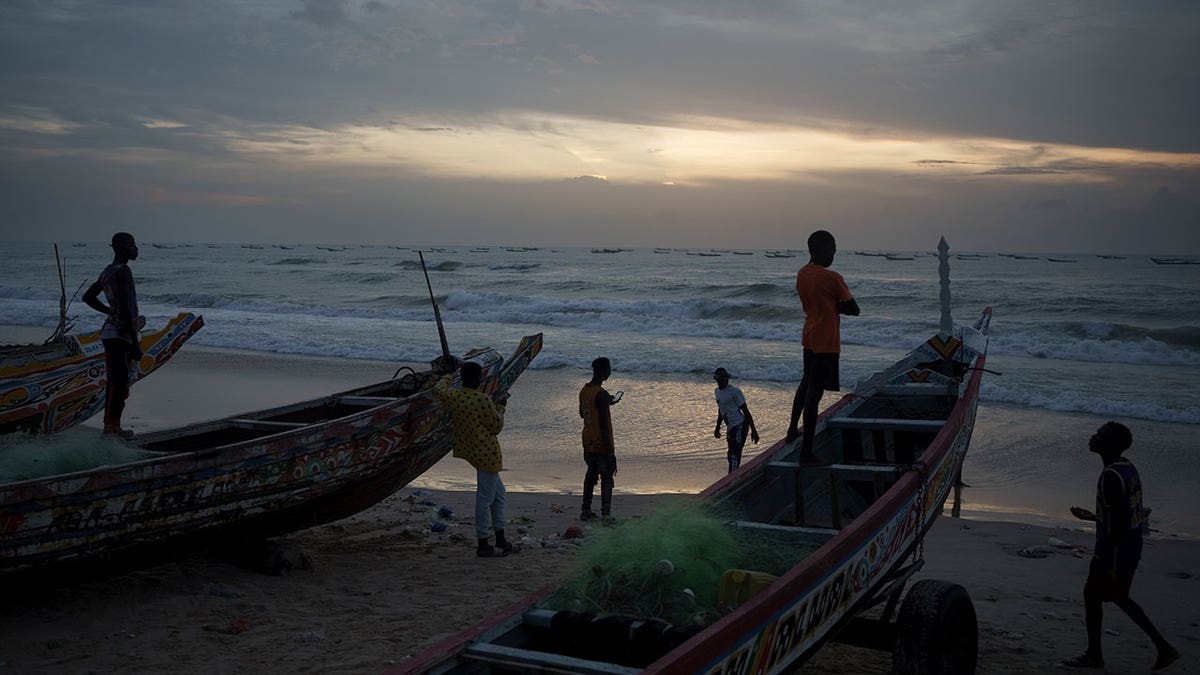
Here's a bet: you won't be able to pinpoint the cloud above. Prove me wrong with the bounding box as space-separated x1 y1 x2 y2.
915 159 974 166
0 107 81 135
1022 198 1068 210
144 187 285 207
290 0 352 27
978 167 1063 176
1 0 1198 251
141 119 189 129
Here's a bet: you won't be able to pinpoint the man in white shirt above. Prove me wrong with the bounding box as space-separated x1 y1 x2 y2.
713 367 759 473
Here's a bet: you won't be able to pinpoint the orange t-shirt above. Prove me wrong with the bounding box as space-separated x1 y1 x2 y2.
579 383 613 454
795 264 854 353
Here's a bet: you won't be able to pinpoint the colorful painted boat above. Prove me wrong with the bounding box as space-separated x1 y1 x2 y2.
0 333 543 577
0 312 205 435
395 246 991 675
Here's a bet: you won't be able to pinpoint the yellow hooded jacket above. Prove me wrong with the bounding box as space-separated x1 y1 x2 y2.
433 374 506 473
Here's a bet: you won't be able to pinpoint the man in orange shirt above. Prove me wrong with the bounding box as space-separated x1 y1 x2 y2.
579 357 621 523
786 230 859 464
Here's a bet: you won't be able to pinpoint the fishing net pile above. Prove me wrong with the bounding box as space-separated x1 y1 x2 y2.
0 431 160 484
547 500 818 627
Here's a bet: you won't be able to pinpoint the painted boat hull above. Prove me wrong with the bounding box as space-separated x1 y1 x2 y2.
394 311 991 674
0 312 204 435
0 333 543 578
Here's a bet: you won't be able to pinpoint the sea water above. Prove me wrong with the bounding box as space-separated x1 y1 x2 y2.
2 242 1197 535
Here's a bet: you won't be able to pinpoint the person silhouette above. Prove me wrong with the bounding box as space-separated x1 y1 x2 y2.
579 357 620 523
712 367 759 473
82 232 143 438
785 230 859 463
1062 422 1179 671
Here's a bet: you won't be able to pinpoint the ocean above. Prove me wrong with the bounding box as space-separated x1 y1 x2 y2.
2 241 1198 536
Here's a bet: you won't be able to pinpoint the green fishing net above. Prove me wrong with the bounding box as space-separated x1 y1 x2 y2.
547 500 818 627
0 431 160 484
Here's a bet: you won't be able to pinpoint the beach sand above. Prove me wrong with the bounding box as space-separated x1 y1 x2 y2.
2 337 1198 673
2 488 1198 674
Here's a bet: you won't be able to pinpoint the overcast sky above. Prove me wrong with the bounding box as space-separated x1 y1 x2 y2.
2 0 1198 251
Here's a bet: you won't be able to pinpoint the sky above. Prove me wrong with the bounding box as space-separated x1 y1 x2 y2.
2 0 1199 252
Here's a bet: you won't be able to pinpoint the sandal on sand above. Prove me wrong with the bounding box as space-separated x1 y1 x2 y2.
1154 646 1180 671
476 546 509 558
1061 654 1104 669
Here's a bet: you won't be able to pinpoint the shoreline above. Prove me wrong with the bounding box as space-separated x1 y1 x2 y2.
3 324 1198 538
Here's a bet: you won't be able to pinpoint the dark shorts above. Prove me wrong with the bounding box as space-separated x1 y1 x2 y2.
726 423 748 456
1084 570 1134 602
802 350 840 392
584 451 616 476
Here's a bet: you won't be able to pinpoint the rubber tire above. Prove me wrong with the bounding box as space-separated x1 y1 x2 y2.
892 579 978 675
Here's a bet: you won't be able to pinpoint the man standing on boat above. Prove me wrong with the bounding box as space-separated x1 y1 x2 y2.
712 367 758 473
433 360 516 558
82 232 143 439
579 357 620 523
786 230 859 464
1063 422 1179 670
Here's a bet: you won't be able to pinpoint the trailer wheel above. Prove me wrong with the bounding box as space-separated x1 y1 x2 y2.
892 579 977 675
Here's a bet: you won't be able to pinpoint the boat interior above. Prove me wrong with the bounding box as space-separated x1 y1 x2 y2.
716 388 959 543
136 372 432 454
0 339 76 368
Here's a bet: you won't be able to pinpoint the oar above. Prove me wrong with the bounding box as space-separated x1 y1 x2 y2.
46 244 68 343
419 251 453 368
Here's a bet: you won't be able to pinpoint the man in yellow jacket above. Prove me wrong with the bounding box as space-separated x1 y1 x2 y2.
434 360 515 558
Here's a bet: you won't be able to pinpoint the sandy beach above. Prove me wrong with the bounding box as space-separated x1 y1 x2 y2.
2 487 1197 674
2 336 1198 673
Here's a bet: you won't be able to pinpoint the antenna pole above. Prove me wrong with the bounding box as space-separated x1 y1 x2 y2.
49 244 68 342
419 251 452 363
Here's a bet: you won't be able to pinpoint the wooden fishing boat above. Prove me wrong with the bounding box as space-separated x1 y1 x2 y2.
0 312 204 435
395 242 991 675
0 333 543 578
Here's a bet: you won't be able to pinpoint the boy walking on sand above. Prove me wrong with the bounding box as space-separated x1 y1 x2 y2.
786 230 859 464
712 367 758 473
1063 422 1179 670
